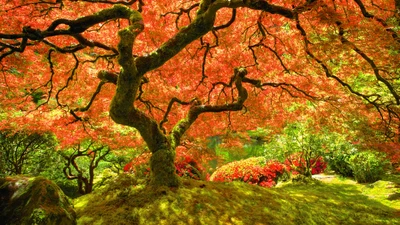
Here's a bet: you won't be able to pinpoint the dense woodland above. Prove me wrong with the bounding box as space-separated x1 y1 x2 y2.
0 0 400 224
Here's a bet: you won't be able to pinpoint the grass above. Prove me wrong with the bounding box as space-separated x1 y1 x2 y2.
73 173 400 225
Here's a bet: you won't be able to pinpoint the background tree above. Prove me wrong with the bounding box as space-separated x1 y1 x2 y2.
61 140 110 194
0 130 55 176
0 0 399 186
261 121 327 177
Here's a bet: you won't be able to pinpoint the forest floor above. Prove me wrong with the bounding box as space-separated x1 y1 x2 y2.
73 173 400 225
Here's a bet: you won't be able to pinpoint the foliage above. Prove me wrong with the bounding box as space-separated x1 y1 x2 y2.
38 142 133 198
289 174 323 185
0 130 56 176
366 142 400 173
174 148 204 180
210 133 248 163
262 122 328 177
102 148 136 175
214 145 245 164
211 130 269 164
285 154 327 176
244 128 272 157
1 0 399 186
326 152 355 177
124 147 206 180
348 151 390 183
123 152 152 179
324 141 358 177
209 157 289 187
37 152 81 198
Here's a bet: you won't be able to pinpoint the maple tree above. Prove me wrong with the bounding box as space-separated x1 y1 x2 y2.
0 0 399 186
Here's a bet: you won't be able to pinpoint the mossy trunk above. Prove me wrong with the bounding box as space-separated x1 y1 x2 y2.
149 148 180 187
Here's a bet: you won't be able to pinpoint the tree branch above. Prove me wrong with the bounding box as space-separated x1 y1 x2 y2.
135 0 296 73
336 21 400 104
353 0 399 43
170 67 248 149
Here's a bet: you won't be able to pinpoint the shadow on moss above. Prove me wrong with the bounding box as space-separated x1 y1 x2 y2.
74 173 400 225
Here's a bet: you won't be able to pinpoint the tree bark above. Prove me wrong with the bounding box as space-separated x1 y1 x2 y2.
149 148 180 187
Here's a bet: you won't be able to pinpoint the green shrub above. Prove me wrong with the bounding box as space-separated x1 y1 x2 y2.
325 149 356 177
323 134 358 177
328 154 354 177
348 151 388 183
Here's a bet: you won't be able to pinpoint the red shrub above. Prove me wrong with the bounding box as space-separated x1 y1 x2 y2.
174 149 204 179
123 153 151 176
285 153 327 176
123 149 205 179
209 157 289 188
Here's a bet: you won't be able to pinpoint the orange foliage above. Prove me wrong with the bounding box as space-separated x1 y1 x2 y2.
0 0 399 155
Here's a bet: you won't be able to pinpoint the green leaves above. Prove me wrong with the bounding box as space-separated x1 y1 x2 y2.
349 151 389 183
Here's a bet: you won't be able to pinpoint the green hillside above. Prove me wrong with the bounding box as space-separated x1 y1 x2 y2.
74 174 400 225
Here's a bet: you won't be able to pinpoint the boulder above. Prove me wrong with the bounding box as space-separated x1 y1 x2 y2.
0 176 76 225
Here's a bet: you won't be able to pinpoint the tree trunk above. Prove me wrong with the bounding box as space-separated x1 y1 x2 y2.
149 148 180 187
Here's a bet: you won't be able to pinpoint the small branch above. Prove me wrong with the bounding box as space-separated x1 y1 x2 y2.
353 0 399 43
69 0 138 5
336 21 400 104
170 67 248 148
71 80 107 114
213 9 236 30
295 15 396 130
56 53 80 108
242 76 319 100
161 3 200 30
159 97 197 133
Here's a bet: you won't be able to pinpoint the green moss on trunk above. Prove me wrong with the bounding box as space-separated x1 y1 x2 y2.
150 149 180 187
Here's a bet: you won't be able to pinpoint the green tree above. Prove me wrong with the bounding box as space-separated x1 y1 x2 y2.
263 122 326 177
60 140 111 195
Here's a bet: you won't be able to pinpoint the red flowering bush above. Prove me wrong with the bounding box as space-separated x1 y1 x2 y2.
285 153 327 177
311 157 327 174
123 148 205 180
123 152 152 178
174 148 204 179
209 157 289 187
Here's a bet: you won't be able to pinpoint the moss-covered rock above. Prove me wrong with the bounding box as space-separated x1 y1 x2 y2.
0 176 76 225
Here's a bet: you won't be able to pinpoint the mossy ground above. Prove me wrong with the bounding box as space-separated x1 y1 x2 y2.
74 173 400 225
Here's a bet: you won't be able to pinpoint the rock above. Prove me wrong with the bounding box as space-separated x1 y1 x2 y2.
0 176 76 225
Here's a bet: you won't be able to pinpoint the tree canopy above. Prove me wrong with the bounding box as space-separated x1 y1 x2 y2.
1 0 399 186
